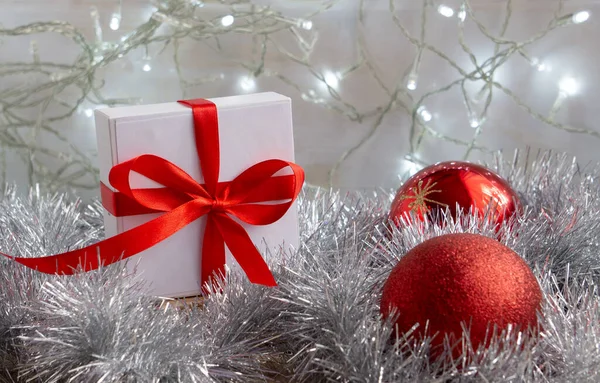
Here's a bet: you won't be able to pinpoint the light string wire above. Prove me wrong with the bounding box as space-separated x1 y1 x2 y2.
0 0 594 192
329 0 585 184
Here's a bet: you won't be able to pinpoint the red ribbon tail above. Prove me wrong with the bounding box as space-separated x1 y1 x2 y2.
212 213 277 287
201 215 227 291
7 200 211 275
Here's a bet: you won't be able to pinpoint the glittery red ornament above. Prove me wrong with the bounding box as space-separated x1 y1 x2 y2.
390 161 521 228
380 233 542 353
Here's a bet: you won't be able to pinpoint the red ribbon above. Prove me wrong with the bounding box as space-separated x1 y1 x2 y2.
6 99 304 288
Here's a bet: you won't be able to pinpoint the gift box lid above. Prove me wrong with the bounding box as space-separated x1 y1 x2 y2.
97 92 290 120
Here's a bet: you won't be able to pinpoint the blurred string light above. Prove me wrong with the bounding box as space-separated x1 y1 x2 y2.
109 13 122 31
549 76 579 120
301 88 326 104
437 5 455 18
299 19 313 30
323 71 340 89
559 77 579 96
469 117 481 129
572 10 590 24
109 1 123 31
82 104 107 118
406 78 417 91
0 0 598 191
556 9 591 25
457 4 467 22
530 57 551 72
406 65 419 91
417 106 432 122
221 15 234 27
403 1 429 92
239 75 256 91
142 46 152 72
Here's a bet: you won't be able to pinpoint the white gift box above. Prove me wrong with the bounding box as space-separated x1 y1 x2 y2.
95 92 299 297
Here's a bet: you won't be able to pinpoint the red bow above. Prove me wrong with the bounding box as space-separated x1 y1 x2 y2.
7 99 304 288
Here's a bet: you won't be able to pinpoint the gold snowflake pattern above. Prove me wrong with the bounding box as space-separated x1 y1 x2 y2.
400 179 449 214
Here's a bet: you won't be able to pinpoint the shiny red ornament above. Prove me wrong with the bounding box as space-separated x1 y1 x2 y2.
390 161 521 227
380 233 542 353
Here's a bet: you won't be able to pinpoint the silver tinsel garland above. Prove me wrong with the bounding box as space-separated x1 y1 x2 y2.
1 151 600 382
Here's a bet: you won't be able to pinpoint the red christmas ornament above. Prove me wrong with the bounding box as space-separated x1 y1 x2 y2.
390 161 521 227
380 233 542 353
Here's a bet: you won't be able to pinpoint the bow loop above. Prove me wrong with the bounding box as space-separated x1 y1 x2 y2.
215 159 304 226
226 159 304 203
109 154 212 212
